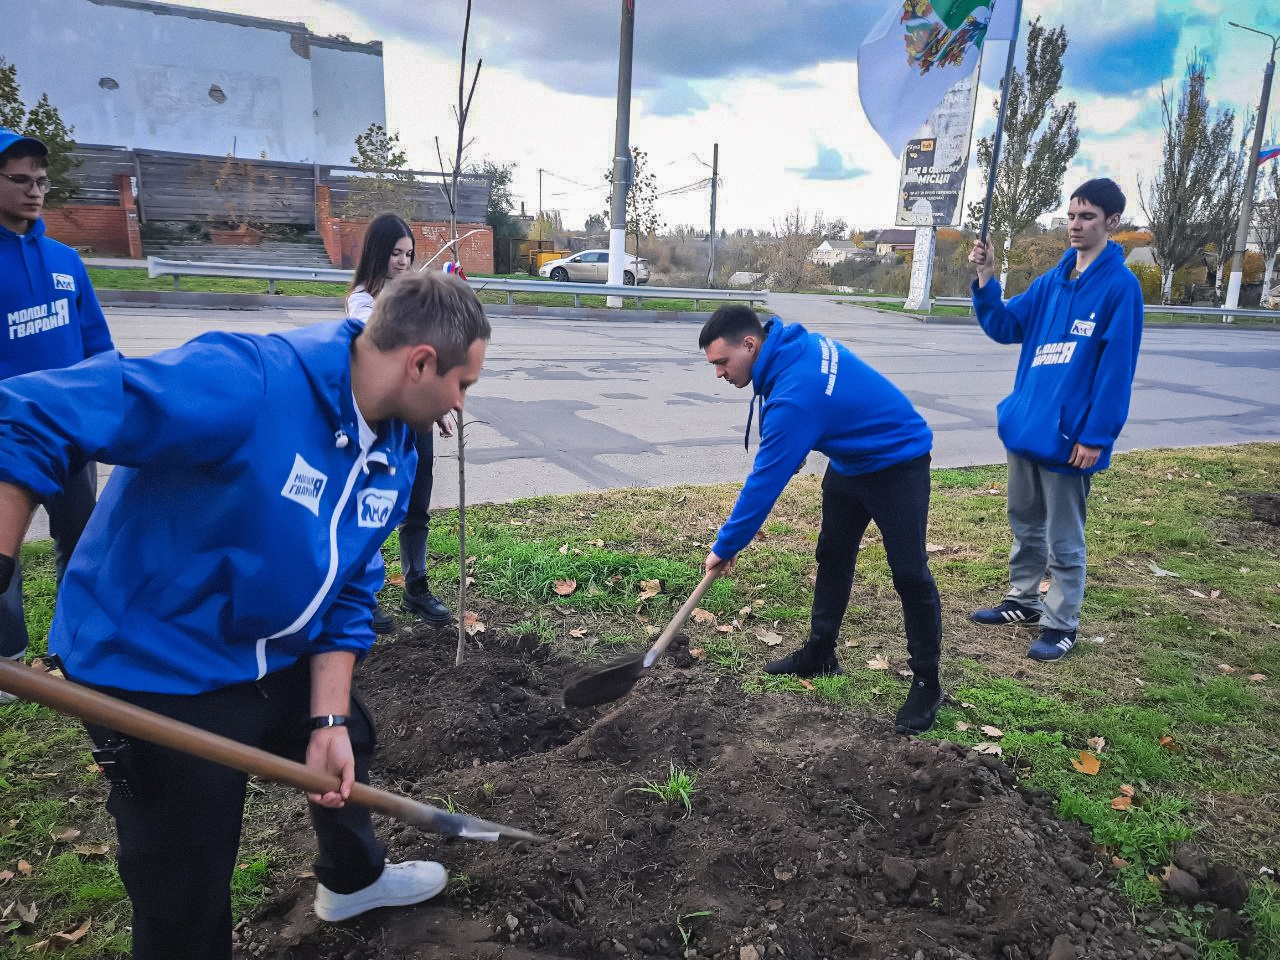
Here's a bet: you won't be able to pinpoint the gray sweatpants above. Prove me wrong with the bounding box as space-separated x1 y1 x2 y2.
1005 452 1091 632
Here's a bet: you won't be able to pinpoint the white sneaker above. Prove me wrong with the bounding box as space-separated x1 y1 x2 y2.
313 860 447 923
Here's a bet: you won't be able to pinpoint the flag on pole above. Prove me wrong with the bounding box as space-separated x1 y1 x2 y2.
858 0 1017 157
1260 144 1280 167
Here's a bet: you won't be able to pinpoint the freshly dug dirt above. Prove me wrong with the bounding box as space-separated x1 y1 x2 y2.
240 622 1176 960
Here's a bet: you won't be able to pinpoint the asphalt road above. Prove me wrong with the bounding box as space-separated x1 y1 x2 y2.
23 296 1280 538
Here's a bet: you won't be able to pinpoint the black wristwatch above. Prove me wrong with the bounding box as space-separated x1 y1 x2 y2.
309 714 348 731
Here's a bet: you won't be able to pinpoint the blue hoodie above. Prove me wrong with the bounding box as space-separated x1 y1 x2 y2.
0 319 416 694
2 218 114 380
711 319 932 559
972 240 1144 474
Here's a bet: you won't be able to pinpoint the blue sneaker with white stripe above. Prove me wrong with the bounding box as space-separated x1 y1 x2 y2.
1027 627 1076 662
970 599 1041 626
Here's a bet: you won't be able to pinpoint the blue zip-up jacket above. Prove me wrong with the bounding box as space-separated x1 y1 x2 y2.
0 319 416 694
712 319 932 559
2 218 114 380
972 240 1144 474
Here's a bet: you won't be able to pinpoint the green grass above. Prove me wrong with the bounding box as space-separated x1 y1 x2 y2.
5 444 1280 957
630 762 699 817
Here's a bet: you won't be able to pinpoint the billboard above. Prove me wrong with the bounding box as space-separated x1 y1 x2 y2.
895 73 979 228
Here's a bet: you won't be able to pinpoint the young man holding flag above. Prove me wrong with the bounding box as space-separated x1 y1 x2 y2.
967 178 1144 661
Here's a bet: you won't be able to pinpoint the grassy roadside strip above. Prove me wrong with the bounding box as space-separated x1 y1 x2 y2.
3 444 1278 957
85 268 721 312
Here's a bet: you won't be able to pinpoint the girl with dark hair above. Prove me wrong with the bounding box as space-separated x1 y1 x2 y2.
347 214 454 632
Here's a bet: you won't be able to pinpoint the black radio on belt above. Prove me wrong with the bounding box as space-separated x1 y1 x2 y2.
92 739 138 798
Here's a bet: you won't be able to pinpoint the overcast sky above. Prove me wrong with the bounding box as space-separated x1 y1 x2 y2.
174 0 1276 233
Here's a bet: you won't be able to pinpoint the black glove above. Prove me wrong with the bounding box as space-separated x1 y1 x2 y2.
0 554 13 594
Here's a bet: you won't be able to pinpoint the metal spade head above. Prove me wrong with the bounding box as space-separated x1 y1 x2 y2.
561 654 645 709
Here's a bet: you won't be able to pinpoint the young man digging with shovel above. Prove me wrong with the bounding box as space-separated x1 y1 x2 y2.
0 271 489 960
699 306 944 735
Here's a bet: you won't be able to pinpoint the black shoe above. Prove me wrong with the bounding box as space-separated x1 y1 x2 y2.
894 677 943 735
372 605 396 635
970 599 1041 626
403 577 453 626
763 646 843 678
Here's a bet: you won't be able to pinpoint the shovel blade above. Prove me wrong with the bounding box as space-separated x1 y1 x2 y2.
562 654 645 709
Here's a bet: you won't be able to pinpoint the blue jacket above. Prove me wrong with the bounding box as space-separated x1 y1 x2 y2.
972 240 1144 474
712 319 932 559
0 319 416 694
2 218 114 380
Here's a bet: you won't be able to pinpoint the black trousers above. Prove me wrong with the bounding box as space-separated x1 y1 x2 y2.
399 431 435 582
86 659 385 960
810 455 942 680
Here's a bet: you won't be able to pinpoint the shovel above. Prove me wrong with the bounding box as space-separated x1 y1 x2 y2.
0 658 540 843
562 567 719 709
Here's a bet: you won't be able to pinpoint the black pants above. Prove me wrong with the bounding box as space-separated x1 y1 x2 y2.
86 659 385 960
399 431 435 582
810 455 942 680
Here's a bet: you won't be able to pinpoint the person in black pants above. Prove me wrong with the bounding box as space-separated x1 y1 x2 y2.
399 430 453 625
699 306 944 734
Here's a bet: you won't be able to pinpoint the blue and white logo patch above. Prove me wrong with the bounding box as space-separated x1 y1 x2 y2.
281 454 327 517
51 273 75 292
356 488 397 528
1070 319 1095 337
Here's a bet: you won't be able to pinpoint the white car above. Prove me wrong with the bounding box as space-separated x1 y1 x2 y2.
538 249 650 285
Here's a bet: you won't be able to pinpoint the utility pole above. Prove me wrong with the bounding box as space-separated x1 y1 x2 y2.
537 167 544 222
707 142 719 287
606 0 636 307
1225 21 1278 311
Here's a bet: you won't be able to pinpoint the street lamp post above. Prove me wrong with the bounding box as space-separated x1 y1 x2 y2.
606 0 636 307
1225 21 1278 312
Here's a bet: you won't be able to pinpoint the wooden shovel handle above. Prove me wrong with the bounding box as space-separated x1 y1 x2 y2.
642 567 720 669
0 659 538 841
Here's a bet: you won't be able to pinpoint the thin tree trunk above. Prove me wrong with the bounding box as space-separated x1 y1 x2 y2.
1264 253 1277 303
1161 266 1174 303
455 409 466 667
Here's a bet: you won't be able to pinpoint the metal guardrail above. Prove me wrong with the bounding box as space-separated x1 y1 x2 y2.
932 296 1279 322
145 257 767 307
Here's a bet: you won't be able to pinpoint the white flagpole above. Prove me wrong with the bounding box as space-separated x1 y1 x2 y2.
978 0 1024 242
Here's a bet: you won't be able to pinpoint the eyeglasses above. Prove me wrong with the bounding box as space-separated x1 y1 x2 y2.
0 173 53 193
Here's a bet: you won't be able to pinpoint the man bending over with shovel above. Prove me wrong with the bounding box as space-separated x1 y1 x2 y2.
700 306 944 735
0 271 489 960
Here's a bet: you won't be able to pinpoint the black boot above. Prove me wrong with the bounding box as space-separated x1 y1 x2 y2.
763 644 843 678
894 675 943 735
371 604 396 635
403 576 453 626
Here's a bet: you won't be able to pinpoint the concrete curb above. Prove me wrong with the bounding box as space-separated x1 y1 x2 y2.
97 289 716 322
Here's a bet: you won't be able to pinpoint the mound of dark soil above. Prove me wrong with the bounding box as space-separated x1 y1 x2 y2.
241 622 1175 960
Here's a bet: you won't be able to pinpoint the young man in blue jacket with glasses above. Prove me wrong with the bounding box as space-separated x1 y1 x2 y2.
0 127 114 697
700 306 944 735
0 270 489 960
968 178 1144 662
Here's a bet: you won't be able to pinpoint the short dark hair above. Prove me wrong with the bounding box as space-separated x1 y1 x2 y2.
351 213 414 298
0 142 49 170
365 270 491 374
699 305 765 349
1070 179 1126 220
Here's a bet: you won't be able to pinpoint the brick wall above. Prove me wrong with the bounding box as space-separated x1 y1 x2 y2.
316 184 494 273
42 174 143 259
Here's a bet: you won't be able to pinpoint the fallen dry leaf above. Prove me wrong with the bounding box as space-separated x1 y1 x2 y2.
386 573 405 587
16 861 31 876
1186 588 1207 599
714 624 735 633
689 648 706 660
49 828 80 843
1147 560 1180 578
1142 519 1157 526
843 637 860 648
558 543 568 555
552 579 577 597
1071 751 1101 776
972 742 1002 755
1087 736 1106 753
1159 735 1183 752
756 630 784 647
462 612 486 636
691 608 717 625
980 725 1004 738
925 543 944 553
960 701 976 710
739 605 753 618
954 721 973 731
1248 673 1267 682
1210 589 1221 599
866 655 890 671
0 870 12 883
797 679 815 692
1112 856 1130 868
1111 796 1133 811
49 917 92 949
568 628 588 639
1119 784 1136 797
1218 663 1237 674
72 844 110 857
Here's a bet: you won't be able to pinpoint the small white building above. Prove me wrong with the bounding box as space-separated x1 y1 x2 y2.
808 239 873 266
0 0 386 165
